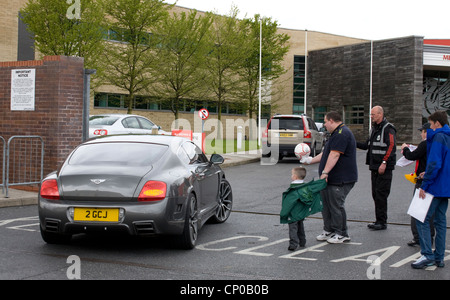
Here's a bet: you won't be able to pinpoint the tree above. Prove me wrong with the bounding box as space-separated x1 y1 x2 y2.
204 7 249 122
99 0 171 114
238 15 290 124
151 10 212 120
20 0 105 69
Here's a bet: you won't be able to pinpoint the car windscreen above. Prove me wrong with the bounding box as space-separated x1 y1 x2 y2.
68 143 168 166
269 118 304 130
89 116 120 126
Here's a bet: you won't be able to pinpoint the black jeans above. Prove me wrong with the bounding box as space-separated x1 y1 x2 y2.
371 169 392 225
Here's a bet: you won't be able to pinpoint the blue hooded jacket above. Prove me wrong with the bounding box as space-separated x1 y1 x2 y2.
421 124 450 197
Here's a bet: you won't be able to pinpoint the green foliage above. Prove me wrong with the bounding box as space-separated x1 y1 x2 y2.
20 0 105 69
20 1 290 118
151 10 212 119
238 15 290 119
99 0 170 114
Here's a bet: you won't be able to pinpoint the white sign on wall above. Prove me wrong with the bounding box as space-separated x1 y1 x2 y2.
11 69 35 111
423 52 450 67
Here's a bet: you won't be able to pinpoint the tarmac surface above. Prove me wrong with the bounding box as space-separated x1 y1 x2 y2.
0 150 261 208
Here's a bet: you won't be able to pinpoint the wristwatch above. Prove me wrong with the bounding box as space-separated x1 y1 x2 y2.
382 161 387 164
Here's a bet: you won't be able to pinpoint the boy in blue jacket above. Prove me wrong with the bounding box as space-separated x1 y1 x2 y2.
412 111 450 269
280 167 327 251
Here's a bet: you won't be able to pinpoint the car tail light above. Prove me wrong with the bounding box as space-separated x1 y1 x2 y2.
262 129 268 138
304 130 311 138
262 117 273 138
138 181 167 202
40 179 60 200
93 129 108 136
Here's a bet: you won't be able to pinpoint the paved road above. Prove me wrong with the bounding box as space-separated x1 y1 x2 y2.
0 150 449 284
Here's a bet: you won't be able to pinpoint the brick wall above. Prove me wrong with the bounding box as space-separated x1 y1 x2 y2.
0 55 85 179
307 36 424 144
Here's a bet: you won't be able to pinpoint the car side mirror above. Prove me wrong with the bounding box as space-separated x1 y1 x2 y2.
210 154 224 165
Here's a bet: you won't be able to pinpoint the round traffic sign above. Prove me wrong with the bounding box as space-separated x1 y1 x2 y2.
198 108 209 120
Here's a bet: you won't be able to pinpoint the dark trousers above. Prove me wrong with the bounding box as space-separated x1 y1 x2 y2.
288 220 305 247
371 169 393 225
321 183 355 237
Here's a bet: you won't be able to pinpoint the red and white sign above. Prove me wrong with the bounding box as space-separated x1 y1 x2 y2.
171 129 193 140
198 108 209 120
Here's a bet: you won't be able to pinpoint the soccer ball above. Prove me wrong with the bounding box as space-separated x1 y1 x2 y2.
294 143 311 159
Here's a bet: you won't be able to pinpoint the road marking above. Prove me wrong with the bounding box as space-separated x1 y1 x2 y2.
197 236 269 251
279 242 329 261
234 238 289 257
7 223 39 232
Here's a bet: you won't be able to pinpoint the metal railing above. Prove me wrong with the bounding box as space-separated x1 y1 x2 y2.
1 136 44 198
1 136 5 195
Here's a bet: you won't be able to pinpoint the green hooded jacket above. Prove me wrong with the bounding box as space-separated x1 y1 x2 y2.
280 179 327 224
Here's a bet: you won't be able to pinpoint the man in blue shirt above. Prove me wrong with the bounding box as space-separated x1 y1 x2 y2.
301 111 358 244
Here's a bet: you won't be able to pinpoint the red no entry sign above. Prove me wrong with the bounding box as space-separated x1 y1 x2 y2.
198 108 209 120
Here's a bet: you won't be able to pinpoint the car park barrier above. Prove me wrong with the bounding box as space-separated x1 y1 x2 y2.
2 136 44 198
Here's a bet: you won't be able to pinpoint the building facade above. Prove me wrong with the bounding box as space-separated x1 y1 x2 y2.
2 2 449 143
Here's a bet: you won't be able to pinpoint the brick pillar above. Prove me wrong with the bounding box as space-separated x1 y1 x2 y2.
0 55 85 176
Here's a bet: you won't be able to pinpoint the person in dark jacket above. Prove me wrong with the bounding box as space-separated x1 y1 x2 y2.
357 106 397 230
401 123 434 246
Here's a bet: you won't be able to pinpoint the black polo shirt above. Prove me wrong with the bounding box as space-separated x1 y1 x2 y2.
319 123 358 185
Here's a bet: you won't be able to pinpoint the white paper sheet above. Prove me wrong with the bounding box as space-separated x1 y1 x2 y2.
407 189 434 223
396 144 418 167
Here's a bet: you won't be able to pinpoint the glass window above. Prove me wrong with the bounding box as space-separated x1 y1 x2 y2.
269 117 304 130
178 142 208 165
137 117 155 130
94 93 108 107
89 115 120 126
69 143 167 167
108 94 122 108
135 96 149 110
293 104 304 115
307 118 318 130
313 106 327 123
293 55 306 114
345 105 364 124
122 117 140 129
184 99 197 113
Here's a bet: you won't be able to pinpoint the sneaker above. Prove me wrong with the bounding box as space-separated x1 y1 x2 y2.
435 260 445 268
327 234 351 244
316 231 334 241
411 255 435 269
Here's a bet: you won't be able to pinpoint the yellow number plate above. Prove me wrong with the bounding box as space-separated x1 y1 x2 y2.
280 133 294 137
74 208 119 222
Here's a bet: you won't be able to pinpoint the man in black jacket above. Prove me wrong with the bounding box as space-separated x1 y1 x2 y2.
357 106 397 230
401 123 434 246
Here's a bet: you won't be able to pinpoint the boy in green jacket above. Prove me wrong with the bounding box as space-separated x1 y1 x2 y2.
280 167 327 250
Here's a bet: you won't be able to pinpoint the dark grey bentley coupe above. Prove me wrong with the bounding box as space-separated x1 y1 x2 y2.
38 135 232 249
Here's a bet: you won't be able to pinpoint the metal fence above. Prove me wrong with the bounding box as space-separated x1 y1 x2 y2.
1 136 44 198
1 136 5 195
